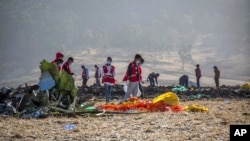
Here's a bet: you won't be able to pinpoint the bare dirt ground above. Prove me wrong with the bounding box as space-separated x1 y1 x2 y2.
0 99 249 141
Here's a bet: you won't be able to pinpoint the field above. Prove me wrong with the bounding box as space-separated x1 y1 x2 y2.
0 99 249 141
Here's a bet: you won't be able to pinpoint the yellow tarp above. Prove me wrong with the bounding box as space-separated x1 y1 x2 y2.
240 83 250 89
184 104 208 112
152 92 179 106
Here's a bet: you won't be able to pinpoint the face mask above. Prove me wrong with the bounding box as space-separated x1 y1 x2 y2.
106 61 111 65
139 63 142 66
58 64 62 67
136 60 140 65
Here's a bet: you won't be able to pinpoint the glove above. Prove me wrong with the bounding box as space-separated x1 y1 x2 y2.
126 80 130 86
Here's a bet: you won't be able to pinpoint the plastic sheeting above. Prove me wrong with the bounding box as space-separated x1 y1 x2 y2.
39 60 77 97
38 71 55 91
240 83 250 89
171 85 188 92
184 104 208 112
152 92 179 106
97 92 183 112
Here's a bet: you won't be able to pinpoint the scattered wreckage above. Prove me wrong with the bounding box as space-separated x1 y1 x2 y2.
0 60 249 118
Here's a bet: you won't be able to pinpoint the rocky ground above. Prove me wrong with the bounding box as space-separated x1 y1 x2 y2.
0 99 249 141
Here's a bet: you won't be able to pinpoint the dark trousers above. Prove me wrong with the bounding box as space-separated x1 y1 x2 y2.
82 78 88 87
139 83 144 98
104 84 112 103
149 78 155 86
196 77 200 88
215 78 219 87
95 78 101 87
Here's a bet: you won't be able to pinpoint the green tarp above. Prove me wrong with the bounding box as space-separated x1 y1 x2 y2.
39 60 77 98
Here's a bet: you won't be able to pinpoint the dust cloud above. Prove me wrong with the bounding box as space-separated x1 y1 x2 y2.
0 0 249 86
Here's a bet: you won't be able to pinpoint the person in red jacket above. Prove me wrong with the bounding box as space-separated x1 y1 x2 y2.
101 57 116 103
52 52 64 63
62 57 74 75
122 54 142 102
122 58 144 98
54 58 64 70
81 65 89 87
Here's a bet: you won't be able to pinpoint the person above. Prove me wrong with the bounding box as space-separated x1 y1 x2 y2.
101 57 116 103
81 65 89 87
195 64 201 88
179 75 188 87
122 58 144 98
94 65 101 87
122 54 142 102
62 57 74 75
214 66 220 88
52 52 64 63
138 58 144 98
51 58 64 71
147 72 160 86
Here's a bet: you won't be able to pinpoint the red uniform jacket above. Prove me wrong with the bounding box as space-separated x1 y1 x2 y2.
102 65 115 85
62 62 72 74
52 52 64 63
123 61 141 82
82 68 88 79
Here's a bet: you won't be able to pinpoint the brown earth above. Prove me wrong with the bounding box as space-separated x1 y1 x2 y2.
0 99 249 141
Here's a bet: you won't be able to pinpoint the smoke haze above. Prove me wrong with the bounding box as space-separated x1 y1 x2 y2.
0 0 249 86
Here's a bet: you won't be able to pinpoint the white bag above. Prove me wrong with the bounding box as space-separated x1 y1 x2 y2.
123 83 127 93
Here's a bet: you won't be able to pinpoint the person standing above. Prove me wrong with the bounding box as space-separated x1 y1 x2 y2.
81 65 89 87
195 64 201 88
101 57 116 103
214 66 220 88
62 57 74 75
94 65 101 87
122 54 142 102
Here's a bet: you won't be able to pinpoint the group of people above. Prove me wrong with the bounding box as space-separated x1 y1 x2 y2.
51 52 145 103
51 52 102 88
179 64 220 88
51 52 221 104
51 52 74 75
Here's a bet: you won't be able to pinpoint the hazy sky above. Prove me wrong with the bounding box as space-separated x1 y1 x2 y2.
0 0 249 81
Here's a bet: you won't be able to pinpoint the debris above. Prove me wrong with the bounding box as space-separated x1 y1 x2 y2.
184 104 208 112
224 99 230 104
240 83 250 89
188 94 211 100
63 124 77 131
152 92 179 106
38 71 55 91
97 92 183 112
171 85 188 92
